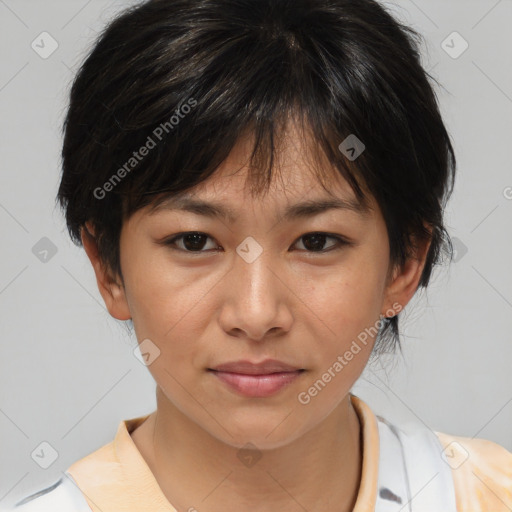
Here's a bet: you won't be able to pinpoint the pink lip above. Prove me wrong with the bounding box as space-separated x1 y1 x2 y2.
210 370 304 397
208 359 305 398
210 359 302 374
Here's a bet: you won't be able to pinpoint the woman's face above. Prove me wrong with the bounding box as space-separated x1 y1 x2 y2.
91 125 419 450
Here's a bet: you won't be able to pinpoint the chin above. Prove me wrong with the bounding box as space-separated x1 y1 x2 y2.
206 413 310 451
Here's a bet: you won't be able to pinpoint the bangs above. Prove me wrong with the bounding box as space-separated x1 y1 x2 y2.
136 108 373 220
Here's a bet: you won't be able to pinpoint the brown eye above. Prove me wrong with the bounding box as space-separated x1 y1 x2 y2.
294 233 350 252
165 232 219 252
161 231 351 254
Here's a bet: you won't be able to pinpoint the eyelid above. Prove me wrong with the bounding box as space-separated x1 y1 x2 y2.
159 231 354 253
162 232 220 252
293 233 353 252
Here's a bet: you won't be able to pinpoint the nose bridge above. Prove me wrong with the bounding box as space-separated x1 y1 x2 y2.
234 235 278 305
219 235 293 339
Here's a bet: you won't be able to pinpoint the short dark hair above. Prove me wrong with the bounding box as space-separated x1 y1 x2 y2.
57 0 456 354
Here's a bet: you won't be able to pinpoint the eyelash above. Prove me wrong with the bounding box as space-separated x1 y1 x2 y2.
161 231 352 254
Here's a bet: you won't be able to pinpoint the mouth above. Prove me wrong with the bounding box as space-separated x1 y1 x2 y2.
208 359 305 375
207 360 306 397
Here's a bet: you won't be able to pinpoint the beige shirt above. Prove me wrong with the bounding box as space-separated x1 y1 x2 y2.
66 395 512 511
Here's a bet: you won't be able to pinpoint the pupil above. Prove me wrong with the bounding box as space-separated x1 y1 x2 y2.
184 233 206 251
180 233 328 252
304 233 326 251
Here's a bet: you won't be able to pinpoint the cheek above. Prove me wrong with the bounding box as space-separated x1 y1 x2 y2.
302 257 386 340
293 264 385 411
123 251 226 376
123 246 207 332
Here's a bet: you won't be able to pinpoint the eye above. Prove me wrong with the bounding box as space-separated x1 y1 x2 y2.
161 231 351 254
164 232 219 252
293 232 351 252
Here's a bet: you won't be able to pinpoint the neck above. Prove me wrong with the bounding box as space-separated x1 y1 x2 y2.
132 388 362 512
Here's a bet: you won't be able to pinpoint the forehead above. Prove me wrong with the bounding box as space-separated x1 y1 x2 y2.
147 158 373 224
147 120 375 220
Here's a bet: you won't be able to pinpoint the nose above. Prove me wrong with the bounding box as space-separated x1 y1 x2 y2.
218 246 294 342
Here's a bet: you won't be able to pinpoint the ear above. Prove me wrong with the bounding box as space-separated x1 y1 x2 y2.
381 231 432 317
81 221 131 321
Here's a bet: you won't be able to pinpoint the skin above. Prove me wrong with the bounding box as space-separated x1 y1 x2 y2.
82 120 430 512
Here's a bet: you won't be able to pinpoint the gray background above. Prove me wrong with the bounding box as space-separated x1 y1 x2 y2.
1 0 511 507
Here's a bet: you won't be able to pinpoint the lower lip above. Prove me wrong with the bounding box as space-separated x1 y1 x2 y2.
209 370 303 397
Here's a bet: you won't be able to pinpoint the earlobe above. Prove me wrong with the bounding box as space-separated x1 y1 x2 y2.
81 222 132 321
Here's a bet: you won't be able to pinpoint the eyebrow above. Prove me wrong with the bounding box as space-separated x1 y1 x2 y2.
149 194 371 223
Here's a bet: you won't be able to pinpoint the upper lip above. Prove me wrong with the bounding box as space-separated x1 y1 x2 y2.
209 359 303 375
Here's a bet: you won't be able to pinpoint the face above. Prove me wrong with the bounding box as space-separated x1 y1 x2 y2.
85 123 424 450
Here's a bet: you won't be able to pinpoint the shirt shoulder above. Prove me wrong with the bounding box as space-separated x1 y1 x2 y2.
4 475 92 512
4 432 122 512
435 431 512 511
